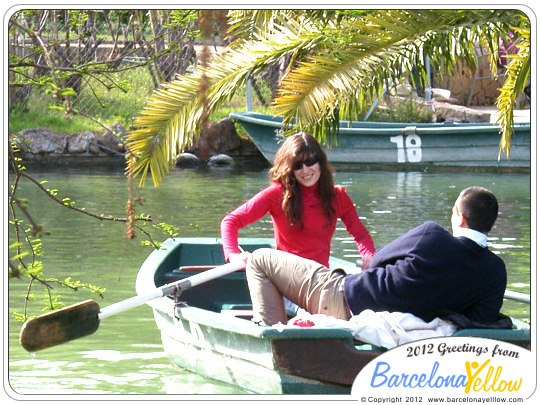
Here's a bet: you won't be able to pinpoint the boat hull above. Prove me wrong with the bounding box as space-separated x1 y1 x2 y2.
136 237 530 394
229 112 530 171
154 305 372 394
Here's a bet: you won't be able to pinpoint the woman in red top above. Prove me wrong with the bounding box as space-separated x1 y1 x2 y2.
221 132 375 269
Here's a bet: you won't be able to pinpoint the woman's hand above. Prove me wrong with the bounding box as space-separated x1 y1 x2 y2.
361 255 372 270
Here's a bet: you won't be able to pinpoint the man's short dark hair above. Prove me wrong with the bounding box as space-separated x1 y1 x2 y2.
457 186 499 233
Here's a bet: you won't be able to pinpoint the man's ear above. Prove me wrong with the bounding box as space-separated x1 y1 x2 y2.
452 205 467 230
457 212 468 228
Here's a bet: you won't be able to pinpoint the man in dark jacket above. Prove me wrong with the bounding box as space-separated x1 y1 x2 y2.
245 186 506 326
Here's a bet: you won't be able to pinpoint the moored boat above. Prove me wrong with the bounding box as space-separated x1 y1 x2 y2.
136 237 530 394
229 112 530 172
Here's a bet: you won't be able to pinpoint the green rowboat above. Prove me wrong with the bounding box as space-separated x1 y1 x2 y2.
229 112 530 172
136 237 530 394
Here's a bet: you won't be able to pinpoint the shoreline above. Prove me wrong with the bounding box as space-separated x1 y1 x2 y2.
10 154 271 172
10 107 531 172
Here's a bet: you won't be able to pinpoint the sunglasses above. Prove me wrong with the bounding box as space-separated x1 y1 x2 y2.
293 156 319 170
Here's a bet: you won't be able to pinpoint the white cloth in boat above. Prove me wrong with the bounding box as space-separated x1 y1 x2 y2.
282 309 458 349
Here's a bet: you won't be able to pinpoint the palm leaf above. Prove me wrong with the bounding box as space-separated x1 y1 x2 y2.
272 10 520 143
496 25 530 158
126 18 327 186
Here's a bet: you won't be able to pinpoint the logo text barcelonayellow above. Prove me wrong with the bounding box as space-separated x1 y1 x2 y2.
351 337 532 400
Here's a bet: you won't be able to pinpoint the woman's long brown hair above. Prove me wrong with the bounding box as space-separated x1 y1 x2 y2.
269 132 336 228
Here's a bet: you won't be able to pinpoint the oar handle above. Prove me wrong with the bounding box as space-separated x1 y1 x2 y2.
98 289 163 320
98 261 246 320
504 290 530 304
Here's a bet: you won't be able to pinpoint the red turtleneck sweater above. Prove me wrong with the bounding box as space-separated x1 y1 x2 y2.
220 182 375 267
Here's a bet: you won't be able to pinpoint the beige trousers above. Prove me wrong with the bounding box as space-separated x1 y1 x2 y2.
246 248 350 325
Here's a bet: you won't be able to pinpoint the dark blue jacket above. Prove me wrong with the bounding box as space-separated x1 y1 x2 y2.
344 221 506 323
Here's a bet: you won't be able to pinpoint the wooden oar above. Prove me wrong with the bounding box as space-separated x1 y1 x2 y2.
19 261 246 352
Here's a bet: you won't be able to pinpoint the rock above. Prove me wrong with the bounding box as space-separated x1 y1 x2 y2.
175 152 200 168
96 123 127 155
110 122 128 137
11 129 67 155
188 118 248 158
185 117 265 160
9 119 266 164
67 131 99 154
431 88 458 103
97 132 125 154
391 83 415 97
432 102 491 123
207 154 234 168
433 57 504 105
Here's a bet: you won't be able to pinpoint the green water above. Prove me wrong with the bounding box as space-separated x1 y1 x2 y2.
7 167 531 396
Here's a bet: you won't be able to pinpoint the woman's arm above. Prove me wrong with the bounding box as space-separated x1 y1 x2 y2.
220 186 275 261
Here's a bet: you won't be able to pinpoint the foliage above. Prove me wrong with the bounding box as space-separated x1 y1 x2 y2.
496 22 530 158
126 9 530 187
7 139 182 320
8 64 262 136
9 108 98 135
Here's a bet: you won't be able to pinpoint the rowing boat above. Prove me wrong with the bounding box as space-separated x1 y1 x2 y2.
229 112 530 172
136 237 531 394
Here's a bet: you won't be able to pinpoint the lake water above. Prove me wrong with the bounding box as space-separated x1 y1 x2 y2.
7 166 531 397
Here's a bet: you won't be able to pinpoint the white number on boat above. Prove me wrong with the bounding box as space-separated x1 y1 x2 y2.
390 135 422 163
274 128 285 141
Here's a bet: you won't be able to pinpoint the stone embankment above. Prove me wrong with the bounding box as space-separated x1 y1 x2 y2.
9 118 267 169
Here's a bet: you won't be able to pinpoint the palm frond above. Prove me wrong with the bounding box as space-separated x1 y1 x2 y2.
496 24 530 158
126 18 327 186
272 9 520 143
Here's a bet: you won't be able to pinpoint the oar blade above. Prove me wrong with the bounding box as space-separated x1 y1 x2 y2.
20 299 101 352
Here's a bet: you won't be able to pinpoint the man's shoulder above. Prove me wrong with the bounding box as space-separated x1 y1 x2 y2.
377 221 448 251
485 246 506 269
410 221 449 236
399 221 454 249
422 220 445 229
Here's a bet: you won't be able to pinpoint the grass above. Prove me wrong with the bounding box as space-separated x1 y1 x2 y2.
8 67 149 135
9 66 272 137
8 109 101 136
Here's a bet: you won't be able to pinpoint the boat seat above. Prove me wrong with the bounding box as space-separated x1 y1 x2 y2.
213 302 253 311
220 309 254 320
214 303 254 320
